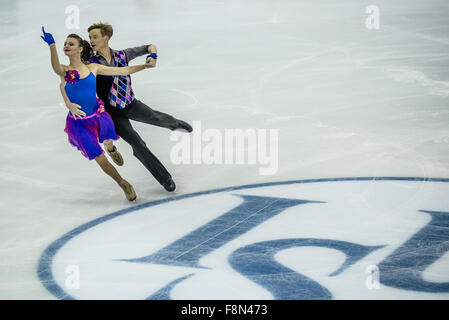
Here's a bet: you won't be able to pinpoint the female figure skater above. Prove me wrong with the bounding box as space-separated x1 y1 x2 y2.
41 27 153 201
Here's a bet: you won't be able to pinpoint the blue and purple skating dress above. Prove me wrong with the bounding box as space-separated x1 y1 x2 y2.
63 70 119 160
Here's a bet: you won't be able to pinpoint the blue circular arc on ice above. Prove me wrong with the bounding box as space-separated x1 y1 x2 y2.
37 177 449 300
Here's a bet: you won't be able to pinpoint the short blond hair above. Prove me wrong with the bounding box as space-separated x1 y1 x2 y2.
88 22 113 39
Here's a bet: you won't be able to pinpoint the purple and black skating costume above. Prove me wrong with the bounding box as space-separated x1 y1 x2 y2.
63 70 119 160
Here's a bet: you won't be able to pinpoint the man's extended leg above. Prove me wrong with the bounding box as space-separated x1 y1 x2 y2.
124 99 192 132
107 107 176 191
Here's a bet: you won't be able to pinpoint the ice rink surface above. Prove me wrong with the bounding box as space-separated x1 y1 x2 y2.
0 0 448 299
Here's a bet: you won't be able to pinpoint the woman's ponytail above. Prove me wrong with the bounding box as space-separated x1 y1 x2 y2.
81 39 93 62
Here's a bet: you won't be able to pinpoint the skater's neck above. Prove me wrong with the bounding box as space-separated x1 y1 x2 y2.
68 56 84 69
97 46 112 64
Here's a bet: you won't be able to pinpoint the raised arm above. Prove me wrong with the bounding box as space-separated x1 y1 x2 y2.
41 27 65 76
49 44 65 75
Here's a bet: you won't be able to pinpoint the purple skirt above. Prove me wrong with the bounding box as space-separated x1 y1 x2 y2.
64 110 119 160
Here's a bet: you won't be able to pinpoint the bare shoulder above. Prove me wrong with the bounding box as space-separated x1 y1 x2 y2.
86 63 100 71
86 63 100 75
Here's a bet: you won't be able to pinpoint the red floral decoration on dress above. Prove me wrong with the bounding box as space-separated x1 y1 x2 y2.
64 70 80 84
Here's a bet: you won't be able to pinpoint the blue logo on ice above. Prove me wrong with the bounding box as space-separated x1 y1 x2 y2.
38 177 449 299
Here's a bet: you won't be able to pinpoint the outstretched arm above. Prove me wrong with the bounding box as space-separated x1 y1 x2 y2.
124 44 155 61
41 27 65 76
124 44 158 67
88 59 153 77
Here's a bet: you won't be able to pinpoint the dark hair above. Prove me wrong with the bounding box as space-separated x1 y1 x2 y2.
67 33 93 62
88 22 113 39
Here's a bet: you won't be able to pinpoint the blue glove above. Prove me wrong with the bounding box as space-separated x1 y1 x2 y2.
41 26 55 45
146 53 158 60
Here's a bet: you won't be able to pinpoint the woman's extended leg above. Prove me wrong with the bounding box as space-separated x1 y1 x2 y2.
94 153 136 201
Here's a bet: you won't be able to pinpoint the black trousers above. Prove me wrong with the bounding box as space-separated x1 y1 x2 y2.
105 99 179 185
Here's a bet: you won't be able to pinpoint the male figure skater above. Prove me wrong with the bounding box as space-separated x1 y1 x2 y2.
86 22 192 192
